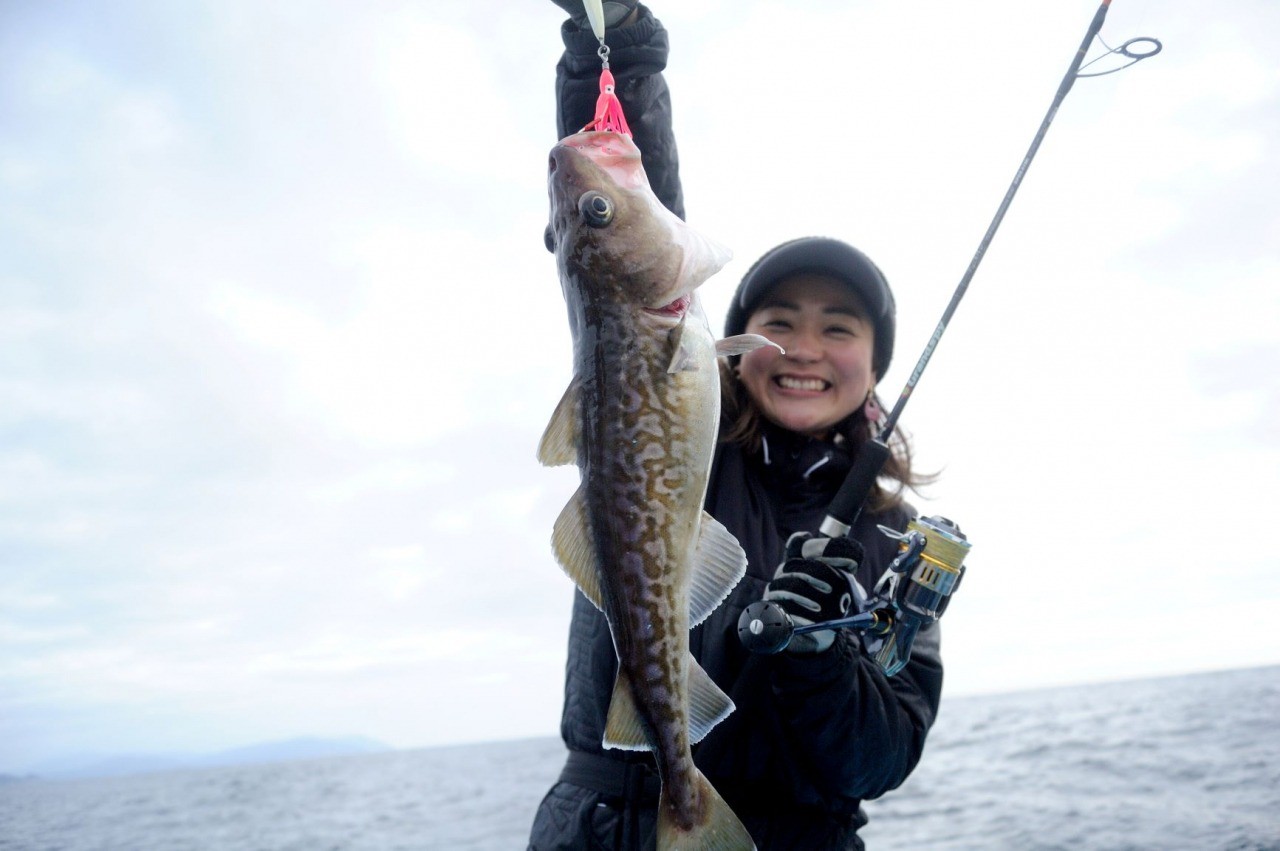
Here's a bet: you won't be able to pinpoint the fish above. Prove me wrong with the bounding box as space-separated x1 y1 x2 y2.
539 130 772 850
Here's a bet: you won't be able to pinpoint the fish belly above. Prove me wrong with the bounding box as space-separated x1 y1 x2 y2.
545 299 755 848
587 317 711 804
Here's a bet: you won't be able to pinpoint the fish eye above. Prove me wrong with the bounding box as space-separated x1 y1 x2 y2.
544 224 555 253
578 191 614 228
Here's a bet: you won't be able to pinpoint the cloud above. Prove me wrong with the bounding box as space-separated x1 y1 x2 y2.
2 0 1278 773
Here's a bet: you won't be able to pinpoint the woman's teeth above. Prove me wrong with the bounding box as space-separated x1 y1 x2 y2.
776 376 827 392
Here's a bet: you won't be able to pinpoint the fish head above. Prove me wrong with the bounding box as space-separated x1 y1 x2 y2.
546 131 730 321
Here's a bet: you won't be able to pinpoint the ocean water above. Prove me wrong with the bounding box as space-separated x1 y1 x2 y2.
858 664 1280 851
2 665 1277 850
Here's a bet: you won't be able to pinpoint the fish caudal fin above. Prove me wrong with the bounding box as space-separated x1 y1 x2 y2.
657 771 755 851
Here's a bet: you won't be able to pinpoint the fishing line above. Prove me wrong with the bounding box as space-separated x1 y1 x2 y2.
743 0 1162 671
818 0 1162 539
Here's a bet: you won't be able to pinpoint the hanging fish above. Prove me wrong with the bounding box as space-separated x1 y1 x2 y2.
541 128 770 850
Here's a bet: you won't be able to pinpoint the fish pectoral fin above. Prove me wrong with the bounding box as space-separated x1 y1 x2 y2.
551 485 602 610
688 512 748 627
688 656 735 744
716 333 783 358
603 669 651 751
537 377 580 467
666 314 700 374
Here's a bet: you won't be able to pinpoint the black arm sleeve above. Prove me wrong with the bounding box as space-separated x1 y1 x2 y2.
768 509 944 802
554 5 686 220
770 624 943 801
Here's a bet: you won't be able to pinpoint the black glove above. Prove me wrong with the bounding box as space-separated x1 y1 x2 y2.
763 532 868 654
549 0 640 30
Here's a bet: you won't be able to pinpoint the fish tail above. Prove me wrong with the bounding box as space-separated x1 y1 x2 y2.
656 771 755 851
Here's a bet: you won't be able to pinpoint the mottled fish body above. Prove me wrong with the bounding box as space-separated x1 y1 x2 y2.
540 131 765 850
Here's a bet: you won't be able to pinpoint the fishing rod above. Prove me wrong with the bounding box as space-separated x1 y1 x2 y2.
740 1 1161 672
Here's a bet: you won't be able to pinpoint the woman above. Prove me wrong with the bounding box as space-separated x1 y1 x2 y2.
530 5 943 849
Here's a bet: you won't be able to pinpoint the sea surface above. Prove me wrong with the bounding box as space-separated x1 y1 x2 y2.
3 665 1277 850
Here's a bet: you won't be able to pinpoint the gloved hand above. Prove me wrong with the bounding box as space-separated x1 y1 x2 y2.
763 532 869 654
549 0 640 30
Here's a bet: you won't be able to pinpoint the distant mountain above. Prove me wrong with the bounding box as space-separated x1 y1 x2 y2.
199 736 390 768
0 773 38 785
28 735 391 780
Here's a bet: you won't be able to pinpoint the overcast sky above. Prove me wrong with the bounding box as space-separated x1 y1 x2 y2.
2 0 1277 774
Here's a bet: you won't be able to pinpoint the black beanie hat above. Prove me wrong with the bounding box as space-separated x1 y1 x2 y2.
724 237 896 379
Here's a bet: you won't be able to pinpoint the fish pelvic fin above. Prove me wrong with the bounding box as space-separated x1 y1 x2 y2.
715 334 783 359
551 485 602 609
603 656 734 752
537 376 580 467
688 512 748 627
657 771 755 851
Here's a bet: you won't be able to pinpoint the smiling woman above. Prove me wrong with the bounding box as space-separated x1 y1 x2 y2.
737 274 876 439
719 238 928 515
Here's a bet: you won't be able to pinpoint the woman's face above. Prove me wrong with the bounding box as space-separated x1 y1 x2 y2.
738 273 876 439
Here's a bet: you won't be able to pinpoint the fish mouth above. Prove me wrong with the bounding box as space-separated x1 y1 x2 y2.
645 294 691 318
552 132 643 191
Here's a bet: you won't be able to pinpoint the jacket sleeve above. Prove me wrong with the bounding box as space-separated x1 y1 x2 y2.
766 510 945 802
554 4 686 220
769 623 943 801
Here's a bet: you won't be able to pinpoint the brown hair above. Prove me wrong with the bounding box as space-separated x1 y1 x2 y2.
718 361 934 513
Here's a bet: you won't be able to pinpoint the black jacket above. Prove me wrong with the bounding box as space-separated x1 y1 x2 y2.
530 9 942 849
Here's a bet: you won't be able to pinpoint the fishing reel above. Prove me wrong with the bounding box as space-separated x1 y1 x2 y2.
738 515 971 677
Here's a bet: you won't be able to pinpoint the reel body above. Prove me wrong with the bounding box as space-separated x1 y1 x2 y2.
738 515 970 677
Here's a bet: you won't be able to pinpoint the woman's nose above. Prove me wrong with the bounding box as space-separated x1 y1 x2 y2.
784 329 821 362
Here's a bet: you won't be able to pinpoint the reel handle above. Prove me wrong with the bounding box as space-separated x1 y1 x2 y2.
737 601 795 654
737 601 887 656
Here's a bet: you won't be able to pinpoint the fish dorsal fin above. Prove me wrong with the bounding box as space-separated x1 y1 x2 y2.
716 333 783 358
603 668 649 751
537 377 580 467
603 658 734 750
688 511 748 627
688 656 734 744
551 485 602 610
666 315 700 374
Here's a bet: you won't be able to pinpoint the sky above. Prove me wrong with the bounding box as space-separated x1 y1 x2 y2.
1 0 1277 774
